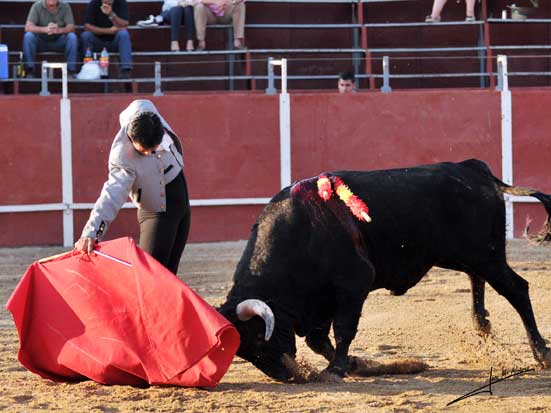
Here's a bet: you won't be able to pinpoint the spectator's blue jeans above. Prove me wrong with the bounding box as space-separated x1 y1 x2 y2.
162 6 195 42
23 32 78 72
81 30 133 70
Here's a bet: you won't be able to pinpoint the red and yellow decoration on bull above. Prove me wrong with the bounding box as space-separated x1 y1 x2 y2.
316 175 372 223
316 175 333 201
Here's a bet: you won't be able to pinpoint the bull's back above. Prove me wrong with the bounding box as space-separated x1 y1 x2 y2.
334 160 506 280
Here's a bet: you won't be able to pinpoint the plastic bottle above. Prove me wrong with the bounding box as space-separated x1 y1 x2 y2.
16 51 26 78
99 47 109 78
84 46 93 64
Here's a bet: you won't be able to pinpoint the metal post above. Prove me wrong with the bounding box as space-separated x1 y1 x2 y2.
280 91 291 189
496 54 508 92
381 55 392 93
477 23 487 88
228 51 235 91
40 61 50 96
266 58 288 95
40 62 68 98
496 57 503 91
153 61 163 96
265 58 291 187
281 58 287 94
351 3 360 85
497 55 513 238
228 26 235 91
60 63 67 99
60 96 73 246
266 57 276 94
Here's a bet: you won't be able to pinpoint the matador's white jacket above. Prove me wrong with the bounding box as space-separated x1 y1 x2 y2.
81 100 184 241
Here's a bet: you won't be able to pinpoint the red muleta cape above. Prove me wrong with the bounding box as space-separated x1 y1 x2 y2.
5 237 240 387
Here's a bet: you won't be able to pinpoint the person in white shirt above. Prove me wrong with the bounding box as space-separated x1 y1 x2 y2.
138 0 195 51
75 100 191 274
162 0 195 51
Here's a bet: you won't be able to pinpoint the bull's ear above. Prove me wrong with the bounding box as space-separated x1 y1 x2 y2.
236 299 275 341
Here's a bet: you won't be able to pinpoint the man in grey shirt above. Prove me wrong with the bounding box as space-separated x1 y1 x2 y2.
23 0 78 77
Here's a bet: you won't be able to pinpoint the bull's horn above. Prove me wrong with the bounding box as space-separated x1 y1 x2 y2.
236 299 275 341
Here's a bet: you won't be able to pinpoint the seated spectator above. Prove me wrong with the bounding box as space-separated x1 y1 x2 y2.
337 72 356 93
23 0 78 78
81 0 133 78
194 0 246 51
137 0 195 52
425 0 476 22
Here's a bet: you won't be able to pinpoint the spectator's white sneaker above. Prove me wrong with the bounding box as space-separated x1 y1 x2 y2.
137 15 163 27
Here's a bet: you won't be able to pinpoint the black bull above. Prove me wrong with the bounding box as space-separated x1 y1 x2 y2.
218 159 551 381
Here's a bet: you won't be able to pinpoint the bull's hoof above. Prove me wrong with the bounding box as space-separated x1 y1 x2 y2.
324 364 347 378
475 318 492 336
537 348 551 369
319 367 344 382
473 309 491 336
346 356 365 374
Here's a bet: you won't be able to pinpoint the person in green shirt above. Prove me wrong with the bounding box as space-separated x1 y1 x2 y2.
23 0 78 77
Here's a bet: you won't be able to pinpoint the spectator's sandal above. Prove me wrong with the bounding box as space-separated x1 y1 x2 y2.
171 41 180 52
465 15 476 22
425 15 441 22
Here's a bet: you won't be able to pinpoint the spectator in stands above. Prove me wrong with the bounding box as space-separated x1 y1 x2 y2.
75 100 191 275
81 0 133 77
137 0 195 52
194 0 246 50
23 0 78 78
425 0 476 22
337 72 356 93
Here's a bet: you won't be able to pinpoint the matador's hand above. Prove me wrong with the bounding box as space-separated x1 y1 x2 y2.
74 237 97 255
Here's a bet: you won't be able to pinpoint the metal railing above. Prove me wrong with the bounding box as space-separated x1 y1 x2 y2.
3 12 551 93
10 51 551 96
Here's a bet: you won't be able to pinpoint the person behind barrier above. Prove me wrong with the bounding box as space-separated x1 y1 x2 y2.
194 0 246 51
337 71 356 93
75 100 191 275
137 0 195 52
81 0 133 78
425 0 476 22
23 0 78 78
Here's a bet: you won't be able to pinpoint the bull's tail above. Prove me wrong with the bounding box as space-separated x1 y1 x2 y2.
496 178 551 243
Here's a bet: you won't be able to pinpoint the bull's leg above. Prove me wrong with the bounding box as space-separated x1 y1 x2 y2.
468 274 491 335
483 263 551 367
326 297 365 377
305 318 335 362
305 319 365 374
324 255 373 377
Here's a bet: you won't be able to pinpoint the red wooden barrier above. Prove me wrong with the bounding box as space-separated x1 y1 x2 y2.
0 90 549 246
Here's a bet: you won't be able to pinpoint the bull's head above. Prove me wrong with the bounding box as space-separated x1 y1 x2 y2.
219 299 296 381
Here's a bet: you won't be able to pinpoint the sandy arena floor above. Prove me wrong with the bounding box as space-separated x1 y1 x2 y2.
1 239 551 412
